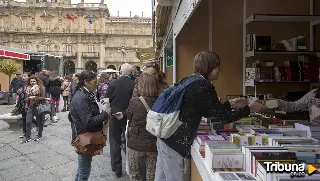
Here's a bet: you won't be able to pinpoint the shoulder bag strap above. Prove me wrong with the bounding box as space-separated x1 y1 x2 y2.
139 96 150 112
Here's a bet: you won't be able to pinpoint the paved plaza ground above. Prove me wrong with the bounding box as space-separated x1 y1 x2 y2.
0 104 130 181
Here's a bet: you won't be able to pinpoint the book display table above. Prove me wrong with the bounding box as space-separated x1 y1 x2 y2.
190 145 215 181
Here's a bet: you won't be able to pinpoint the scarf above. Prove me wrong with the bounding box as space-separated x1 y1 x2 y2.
80 86 97 103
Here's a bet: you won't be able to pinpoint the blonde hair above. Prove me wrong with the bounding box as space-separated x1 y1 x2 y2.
138 73 160 97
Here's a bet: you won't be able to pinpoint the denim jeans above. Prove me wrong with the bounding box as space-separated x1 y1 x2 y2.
75 153 93 181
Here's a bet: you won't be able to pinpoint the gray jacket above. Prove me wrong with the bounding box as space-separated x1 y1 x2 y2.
278 89 316 112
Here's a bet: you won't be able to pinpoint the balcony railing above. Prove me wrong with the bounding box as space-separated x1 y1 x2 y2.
82 52 99 58
71 3 107 8
44 51 77 57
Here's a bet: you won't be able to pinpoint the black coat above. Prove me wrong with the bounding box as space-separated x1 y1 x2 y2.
48 77 62 96
70 88 108 135
106 75 135 114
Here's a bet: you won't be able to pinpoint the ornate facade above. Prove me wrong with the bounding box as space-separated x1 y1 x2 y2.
0 0 152 74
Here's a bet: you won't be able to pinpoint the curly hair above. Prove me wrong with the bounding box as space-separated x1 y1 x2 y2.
28 75 44 93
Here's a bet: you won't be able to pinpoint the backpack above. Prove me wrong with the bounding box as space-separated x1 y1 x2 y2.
146 76 204 139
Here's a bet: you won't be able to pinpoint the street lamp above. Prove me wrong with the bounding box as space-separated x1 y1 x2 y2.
117 46 129 62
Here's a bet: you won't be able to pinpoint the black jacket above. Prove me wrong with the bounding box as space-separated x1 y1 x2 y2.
10 77 24 93
48 77 62 96
106 75 135 114
162 76 250 158
70 87 108 135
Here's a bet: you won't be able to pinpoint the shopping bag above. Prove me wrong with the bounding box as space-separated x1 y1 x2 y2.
125 119 130 175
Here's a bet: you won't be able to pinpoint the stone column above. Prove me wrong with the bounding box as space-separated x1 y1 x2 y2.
99 39 105 70
76 35 82 72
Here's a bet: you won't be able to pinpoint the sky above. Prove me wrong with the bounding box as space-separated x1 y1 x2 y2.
73 0 152 17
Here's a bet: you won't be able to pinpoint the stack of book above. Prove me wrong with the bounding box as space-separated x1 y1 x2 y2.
230 133 269 147
236 125 266 134
193 135 228 157
193 116 320 181
197 122 211 135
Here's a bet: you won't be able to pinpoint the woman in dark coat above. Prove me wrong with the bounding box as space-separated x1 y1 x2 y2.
47 71 62 113
70 70 108 181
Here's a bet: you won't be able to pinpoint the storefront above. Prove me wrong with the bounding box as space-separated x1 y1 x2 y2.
0 46 30 91
153 0 320 180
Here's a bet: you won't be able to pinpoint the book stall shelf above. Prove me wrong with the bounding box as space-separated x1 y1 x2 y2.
191 144 215 181
243 0 320 97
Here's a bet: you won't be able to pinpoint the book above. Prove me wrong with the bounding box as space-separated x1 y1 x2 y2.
214 172 257 181
268 125 293 129
236 125 266 134
205 142 243 169
231 134 269 147
197 135 228 146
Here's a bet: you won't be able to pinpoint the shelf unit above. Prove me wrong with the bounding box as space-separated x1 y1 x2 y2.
245 14 320 24
242 0 320 96
254 80 318 83
245 50 320 57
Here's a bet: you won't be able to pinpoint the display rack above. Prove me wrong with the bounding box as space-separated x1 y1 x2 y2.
191 145 215 181
242 0 320 95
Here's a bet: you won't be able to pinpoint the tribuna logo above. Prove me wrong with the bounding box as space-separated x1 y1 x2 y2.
264 162 306 177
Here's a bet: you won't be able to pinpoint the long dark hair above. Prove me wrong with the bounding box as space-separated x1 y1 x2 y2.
70 70 97 101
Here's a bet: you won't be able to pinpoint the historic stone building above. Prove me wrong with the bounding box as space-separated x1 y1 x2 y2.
0 0 152 75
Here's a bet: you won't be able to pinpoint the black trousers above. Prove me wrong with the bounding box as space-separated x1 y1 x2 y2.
109 115 127 173
21 109 38 134
25 106 44 138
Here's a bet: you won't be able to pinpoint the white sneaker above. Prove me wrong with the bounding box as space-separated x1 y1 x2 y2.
52 116 59 123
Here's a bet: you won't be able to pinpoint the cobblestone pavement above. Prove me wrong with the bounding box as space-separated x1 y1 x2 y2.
0 104 129 181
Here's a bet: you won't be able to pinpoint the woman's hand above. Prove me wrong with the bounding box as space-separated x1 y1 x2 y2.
113 112 123 120
249 101 266 113
229 98 248 108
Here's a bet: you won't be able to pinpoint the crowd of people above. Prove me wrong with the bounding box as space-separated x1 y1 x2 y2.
10 52 270 181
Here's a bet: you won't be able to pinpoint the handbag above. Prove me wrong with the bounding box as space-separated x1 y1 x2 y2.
72 131 107 156
72 115 107 156
36 101 52 115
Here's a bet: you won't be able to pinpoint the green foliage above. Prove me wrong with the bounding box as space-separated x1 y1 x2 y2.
0 59 20 79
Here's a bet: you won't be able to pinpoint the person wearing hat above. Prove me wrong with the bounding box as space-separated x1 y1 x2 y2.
9 72 24 104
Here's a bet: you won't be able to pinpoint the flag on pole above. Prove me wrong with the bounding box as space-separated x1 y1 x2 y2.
67 13 74 22
88 16 93 24
44 10 47 16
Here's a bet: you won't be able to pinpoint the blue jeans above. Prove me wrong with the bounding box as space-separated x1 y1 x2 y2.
75 153 93 181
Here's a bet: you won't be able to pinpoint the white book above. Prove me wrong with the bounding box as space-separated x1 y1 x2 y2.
204 142 243 169
214 172 257 181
